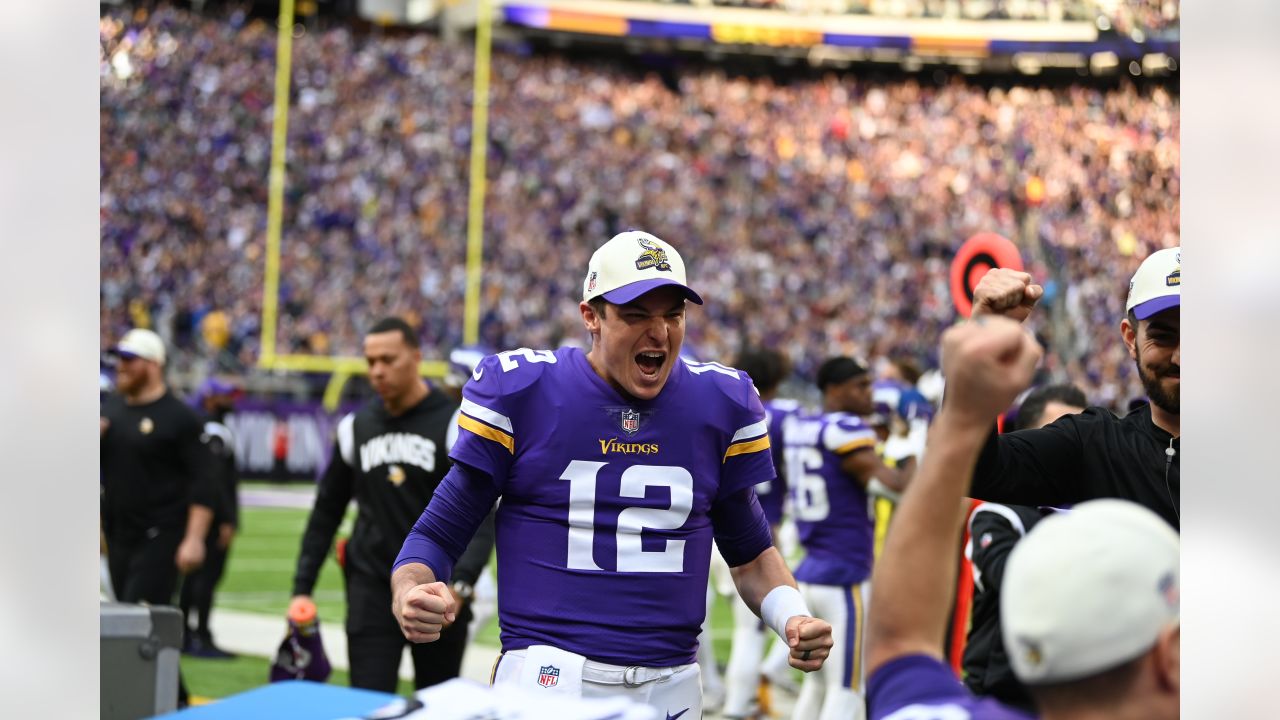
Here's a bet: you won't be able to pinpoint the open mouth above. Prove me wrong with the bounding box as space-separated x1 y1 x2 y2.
635 351 666 377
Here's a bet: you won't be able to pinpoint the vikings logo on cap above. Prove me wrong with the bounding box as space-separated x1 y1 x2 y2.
635 236 672 273
1125 246 1181 320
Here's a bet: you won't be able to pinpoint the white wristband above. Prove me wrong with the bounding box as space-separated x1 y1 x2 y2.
760 585 811 642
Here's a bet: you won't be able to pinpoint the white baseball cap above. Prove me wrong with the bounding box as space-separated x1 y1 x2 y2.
582 231 703 306
1125 246 1180 320
1001 499 1179 685
112 328 166 365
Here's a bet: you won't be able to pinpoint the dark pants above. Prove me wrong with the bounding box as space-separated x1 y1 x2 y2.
107 527 183 605
345 570 473 693
106 526 191 705
179 533 229 640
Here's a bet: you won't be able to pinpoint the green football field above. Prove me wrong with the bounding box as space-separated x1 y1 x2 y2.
184 499 745 701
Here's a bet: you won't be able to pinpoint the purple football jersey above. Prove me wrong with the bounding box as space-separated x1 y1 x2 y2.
755 398 802 526
868 654 1037 720
450 347 775 667
786 411 878 586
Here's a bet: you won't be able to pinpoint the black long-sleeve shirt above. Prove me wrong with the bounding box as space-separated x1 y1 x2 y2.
970 403 1179 529
199 415 240 530
100 391 219 541
962 503 1043 713
292 388 495 596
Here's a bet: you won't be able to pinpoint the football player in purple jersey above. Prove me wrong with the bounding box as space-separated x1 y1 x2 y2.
788 356 915 720
391 231 833 717
865 317 1179 720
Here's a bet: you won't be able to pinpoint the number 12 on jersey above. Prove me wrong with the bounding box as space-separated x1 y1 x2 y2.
561 461 693 573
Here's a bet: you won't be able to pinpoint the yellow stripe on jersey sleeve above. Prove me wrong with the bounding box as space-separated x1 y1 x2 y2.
458 414 514 454
835 437 877 456
723 435 771 462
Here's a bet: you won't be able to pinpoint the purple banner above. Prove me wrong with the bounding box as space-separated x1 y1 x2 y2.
224 399 361 481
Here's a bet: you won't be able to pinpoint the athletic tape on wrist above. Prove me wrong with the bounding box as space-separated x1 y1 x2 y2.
760 585 811 641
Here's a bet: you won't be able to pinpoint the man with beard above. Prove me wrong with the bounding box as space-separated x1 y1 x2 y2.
962 247 1180 528
101 328 217 604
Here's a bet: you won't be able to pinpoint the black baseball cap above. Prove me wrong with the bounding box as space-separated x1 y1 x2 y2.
816 356 869 391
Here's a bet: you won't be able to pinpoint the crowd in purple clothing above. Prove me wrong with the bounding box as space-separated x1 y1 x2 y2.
100 5 1178 409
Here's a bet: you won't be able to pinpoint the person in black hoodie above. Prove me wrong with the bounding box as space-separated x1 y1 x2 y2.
180 378 243 659
291 317 495 692
964 247 1181 530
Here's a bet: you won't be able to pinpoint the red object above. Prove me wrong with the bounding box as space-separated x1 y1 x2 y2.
948 416 1010 674
335 536 348 569
273 423 289 461
949 233 1025 318
288 596 318 626
948 499 983 676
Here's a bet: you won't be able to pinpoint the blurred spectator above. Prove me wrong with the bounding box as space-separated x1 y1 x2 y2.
179 377 244 659
623 0 1173 26
100 4 1178 411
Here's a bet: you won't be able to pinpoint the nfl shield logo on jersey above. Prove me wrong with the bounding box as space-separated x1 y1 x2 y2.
538 664 560 688
620 409 640 435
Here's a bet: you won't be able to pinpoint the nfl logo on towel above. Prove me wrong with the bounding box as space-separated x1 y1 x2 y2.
538 664 560 688
621 409 640 435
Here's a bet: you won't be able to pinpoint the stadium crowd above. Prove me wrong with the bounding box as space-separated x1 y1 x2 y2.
100 4 1178 409
624 0 1177 31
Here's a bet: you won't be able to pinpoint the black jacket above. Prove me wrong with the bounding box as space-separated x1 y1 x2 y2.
198 414 240 530
962 503 1043 713
970 403 1179 529
293 388 495 596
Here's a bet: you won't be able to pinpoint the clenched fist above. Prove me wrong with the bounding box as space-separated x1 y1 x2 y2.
971 268 1043 323
393 581 457 643
940 316 1043 425
786 615 834 673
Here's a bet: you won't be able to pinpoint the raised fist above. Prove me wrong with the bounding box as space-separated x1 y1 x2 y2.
971 268 1043 323
940 316 1043 424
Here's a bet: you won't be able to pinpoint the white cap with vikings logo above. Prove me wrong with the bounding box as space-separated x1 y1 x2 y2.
112 328 167 365
1001 499 1179 685
1125 246 1180 320
583 230 704 306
